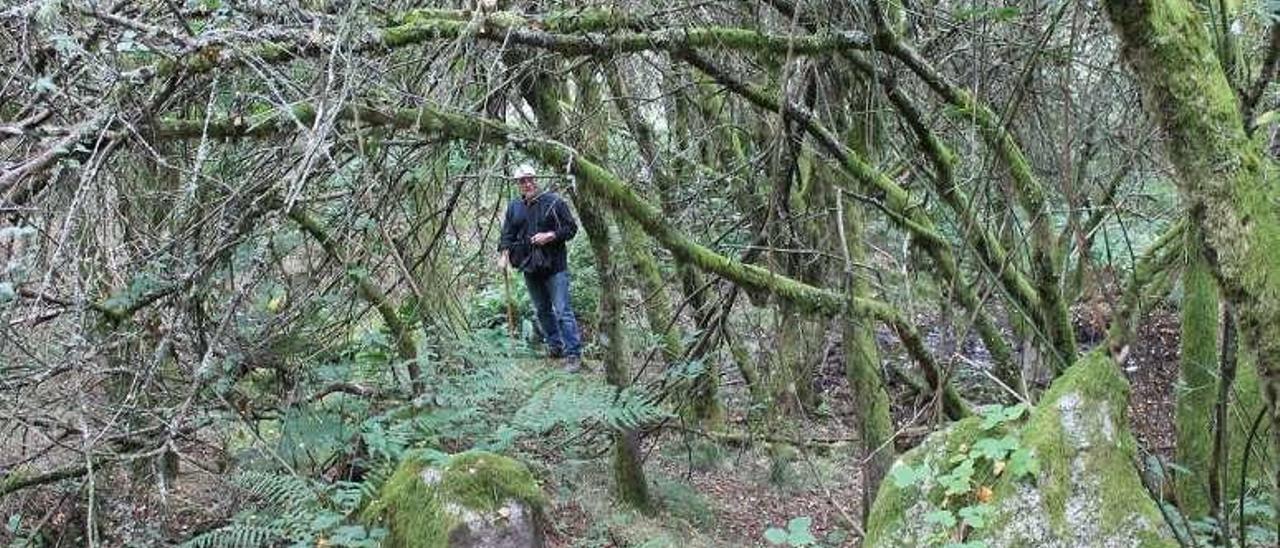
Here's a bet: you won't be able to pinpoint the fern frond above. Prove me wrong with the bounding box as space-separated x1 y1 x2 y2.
180 524 280 548
233 470 316 512
505 375 669 436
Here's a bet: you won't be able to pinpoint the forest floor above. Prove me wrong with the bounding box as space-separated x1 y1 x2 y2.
2 309 1183 547
537 306 1184 547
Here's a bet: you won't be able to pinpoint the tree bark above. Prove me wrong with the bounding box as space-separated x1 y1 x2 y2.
1105 0 1280 526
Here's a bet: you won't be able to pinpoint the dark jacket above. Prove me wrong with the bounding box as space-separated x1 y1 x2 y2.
499 191 578 276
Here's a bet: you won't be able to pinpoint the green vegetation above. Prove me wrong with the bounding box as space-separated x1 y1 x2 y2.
7 0 1280 546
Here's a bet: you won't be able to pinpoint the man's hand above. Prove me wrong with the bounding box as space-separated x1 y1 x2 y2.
497 250 510 269
530 231 556 245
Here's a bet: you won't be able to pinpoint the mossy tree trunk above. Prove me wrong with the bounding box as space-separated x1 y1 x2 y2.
841 193 894 520
608 66 733 424
571 66 654 512
582 189 653 511
1105 0 1280 527
831 64 896 516
1175 224 1220 517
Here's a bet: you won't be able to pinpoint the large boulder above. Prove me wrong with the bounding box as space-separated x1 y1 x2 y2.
362 451 545 548
865 352 1177 547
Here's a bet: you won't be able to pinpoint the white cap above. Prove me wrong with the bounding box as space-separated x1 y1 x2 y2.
512 163 537 179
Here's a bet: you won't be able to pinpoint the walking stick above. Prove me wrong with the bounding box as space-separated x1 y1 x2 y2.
502 265 517 340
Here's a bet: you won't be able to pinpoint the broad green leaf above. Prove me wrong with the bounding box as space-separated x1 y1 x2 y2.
1009 448 1041 479
939 459 975 496
958 504 995 529
786 516 812 534
763 527 788 545
972 436 1018 462
786 516 815 545
889 463 925 488
980 404 1027 430
924 509 957 529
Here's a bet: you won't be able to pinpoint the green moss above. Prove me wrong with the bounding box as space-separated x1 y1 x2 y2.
541 7 628 33
1106 1 1280 531
867 353 1176 546
1226 353 1271 498
1022 352 1162 534
362 451 544 548
440 452 545 512
863 417 984 544
0 466 32 493
1022 353 1171 541
361 459 449 547
1175 226 1219 517
844 299 896 512
380 17 464 48
1019 393 1071 531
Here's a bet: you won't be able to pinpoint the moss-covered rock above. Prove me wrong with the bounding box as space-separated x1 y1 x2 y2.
362 451 546 548
865 352 1177 547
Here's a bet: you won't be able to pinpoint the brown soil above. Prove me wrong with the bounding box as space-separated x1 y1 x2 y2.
1123 307 1181 460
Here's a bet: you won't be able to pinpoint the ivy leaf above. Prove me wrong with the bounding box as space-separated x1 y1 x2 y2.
924 509 957 529
1009 448 1041 479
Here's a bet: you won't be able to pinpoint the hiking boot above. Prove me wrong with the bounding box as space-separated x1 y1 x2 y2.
562 356 582 373
548 348 565 359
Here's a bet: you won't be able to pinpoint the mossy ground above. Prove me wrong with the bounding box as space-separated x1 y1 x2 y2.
361 451 544 548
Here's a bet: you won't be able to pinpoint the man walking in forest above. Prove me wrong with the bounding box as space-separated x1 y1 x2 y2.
497 163 584 372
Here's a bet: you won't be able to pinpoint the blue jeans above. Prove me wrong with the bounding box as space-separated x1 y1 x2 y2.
524 270 582 357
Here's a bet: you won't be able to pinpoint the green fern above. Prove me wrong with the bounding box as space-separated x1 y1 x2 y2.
180 470 386 548
185 334 668 547
233 470 316 510
505 373 668 435
182 524 280 548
